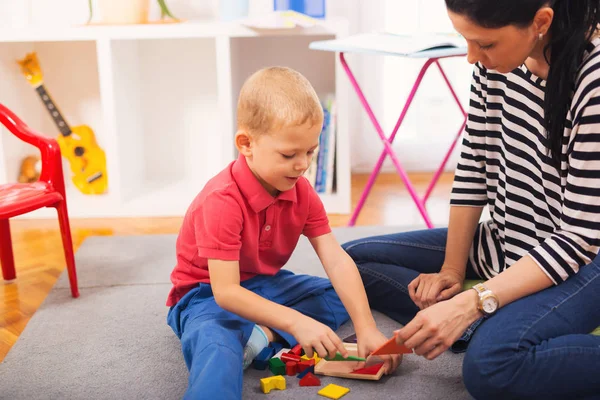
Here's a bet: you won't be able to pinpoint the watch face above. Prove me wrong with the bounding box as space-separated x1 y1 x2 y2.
482 297 498 314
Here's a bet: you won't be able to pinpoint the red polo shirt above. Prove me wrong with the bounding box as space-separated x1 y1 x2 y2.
166 155 331 306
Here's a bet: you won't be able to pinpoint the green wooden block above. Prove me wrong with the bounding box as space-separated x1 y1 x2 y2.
324 352 365 362
269 357 286 375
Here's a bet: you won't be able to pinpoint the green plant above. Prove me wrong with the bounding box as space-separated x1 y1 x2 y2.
87 0 178 23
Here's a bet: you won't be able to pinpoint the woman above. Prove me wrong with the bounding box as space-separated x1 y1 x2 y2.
343 1 600 399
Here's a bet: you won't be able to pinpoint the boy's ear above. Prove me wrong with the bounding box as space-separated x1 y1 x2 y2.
235 129 253 157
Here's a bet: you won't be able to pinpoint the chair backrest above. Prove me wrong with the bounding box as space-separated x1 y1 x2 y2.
0 103 66 196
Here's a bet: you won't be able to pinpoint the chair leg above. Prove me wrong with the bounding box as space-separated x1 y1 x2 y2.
0 219 16 281
56 201 79 298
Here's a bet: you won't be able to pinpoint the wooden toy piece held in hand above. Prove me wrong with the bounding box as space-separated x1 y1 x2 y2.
371 335 412 356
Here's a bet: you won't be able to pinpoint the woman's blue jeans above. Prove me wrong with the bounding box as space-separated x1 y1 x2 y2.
342 228 600 400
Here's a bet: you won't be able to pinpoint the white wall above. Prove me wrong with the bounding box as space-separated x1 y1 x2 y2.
0 0 472 173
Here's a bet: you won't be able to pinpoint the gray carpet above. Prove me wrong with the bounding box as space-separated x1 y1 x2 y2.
0 226 470 400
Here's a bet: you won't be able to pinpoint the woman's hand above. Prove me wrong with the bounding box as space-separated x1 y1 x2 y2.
356 326 401 375
408 268 465 309
395 290 482 360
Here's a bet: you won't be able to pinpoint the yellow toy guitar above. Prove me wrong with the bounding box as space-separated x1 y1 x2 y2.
17 52 108 195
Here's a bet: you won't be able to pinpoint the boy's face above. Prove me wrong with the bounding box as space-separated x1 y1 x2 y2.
238 121 321 197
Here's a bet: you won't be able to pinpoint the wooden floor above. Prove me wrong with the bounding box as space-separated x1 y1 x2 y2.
0 172 454 362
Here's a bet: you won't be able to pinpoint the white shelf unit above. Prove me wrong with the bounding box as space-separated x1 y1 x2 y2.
0 20 351 218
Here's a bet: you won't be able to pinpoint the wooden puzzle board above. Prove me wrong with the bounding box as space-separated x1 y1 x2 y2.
314 343 385 381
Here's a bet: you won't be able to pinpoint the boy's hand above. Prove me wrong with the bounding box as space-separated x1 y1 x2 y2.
356 327 402 375
290 316 348 359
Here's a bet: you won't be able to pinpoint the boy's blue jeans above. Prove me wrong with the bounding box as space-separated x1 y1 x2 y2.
167 269 349 400
343 228 600 400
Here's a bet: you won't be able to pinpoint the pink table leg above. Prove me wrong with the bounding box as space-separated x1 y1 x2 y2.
341 53 467 228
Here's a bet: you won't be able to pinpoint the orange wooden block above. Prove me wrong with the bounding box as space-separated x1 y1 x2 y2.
371 336 412 356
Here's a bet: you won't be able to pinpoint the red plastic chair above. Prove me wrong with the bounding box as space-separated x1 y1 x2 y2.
0 103 79 298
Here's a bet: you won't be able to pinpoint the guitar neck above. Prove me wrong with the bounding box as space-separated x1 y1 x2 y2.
35 85 72 137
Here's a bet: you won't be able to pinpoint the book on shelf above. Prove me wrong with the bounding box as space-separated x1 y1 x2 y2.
306 95 336 195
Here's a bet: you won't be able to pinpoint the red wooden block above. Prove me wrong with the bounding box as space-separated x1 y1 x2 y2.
299 372 321 387
281 353 302 363
289 344 303 356
351 363 384 375
371 336 412 356
286 361 297 376
297 359 315 373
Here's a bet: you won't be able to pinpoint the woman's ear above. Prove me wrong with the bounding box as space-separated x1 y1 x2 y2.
235 129 253 157
534 6 554 37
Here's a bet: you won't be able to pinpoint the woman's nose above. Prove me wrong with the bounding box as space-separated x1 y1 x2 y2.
466 43 480 65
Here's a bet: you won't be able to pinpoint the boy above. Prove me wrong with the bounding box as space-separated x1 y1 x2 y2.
166 67 400 399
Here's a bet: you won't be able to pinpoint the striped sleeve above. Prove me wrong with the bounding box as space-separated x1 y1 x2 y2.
450 63 489 207
528 79 600 283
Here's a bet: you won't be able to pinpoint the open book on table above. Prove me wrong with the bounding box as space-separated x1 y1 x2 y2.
309 32 468 57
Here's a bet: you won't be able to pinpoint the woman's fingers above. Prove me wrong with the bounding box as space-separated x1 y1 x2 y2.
408 276 420 305
437 283 461 301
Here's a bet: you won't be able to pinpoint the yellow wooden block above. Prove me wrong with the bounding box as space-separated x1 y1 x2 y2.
301 353 322 364
260 375 286 394
318 383 350 399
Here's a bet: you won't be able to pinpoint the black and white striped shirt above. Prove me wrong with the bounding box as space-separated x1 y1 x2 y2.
450 38 600 283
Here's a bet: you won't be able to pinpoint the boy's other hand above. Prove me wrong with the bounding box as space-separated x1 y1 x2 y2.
356 327 401 375
290 316 348 359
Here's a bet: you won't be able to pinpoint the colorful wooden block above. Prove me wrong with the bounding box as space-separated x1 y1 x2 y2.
324 352 365 362
253 346 275 370
269 357 286 375
371 335 412 356
286 361 297 376
297 359 315 373
281 353 302 363
299 372 321 387
289 344 303 356
301 353 321 364
318 383 350 399
314 343 385 381
269 342 284 355
260 375 286 394
274 348 291 360
351 363 384 375
297 365 315 379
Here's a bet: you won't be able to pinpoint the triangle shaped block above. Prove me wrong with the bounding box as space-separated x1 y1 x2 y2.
351 362 384 375
299 372 321 387
371 336 412 356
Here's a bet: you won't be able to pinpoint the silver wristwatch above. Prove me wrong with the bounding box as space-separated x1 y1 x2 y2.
472 283 499 317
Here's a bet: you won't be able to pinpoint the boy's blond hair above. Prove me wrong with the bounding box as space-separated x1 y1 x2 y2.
237 67 323 135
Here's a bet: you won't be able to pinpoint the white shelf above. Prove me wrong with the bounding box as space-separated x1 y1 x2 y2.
0 19 349 42
0 19 351 218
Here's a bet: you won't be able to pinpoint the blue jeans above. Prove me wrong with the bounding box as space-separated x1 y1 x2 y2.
167 269 349 400
343 228 600 400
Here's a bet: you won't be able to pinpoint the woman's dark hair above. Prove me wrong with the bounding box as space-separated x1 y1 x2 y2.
445 0 600 167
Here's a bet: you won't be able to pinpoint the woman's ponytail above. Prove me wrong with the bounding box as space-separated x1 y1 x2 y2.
544 0 600 167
